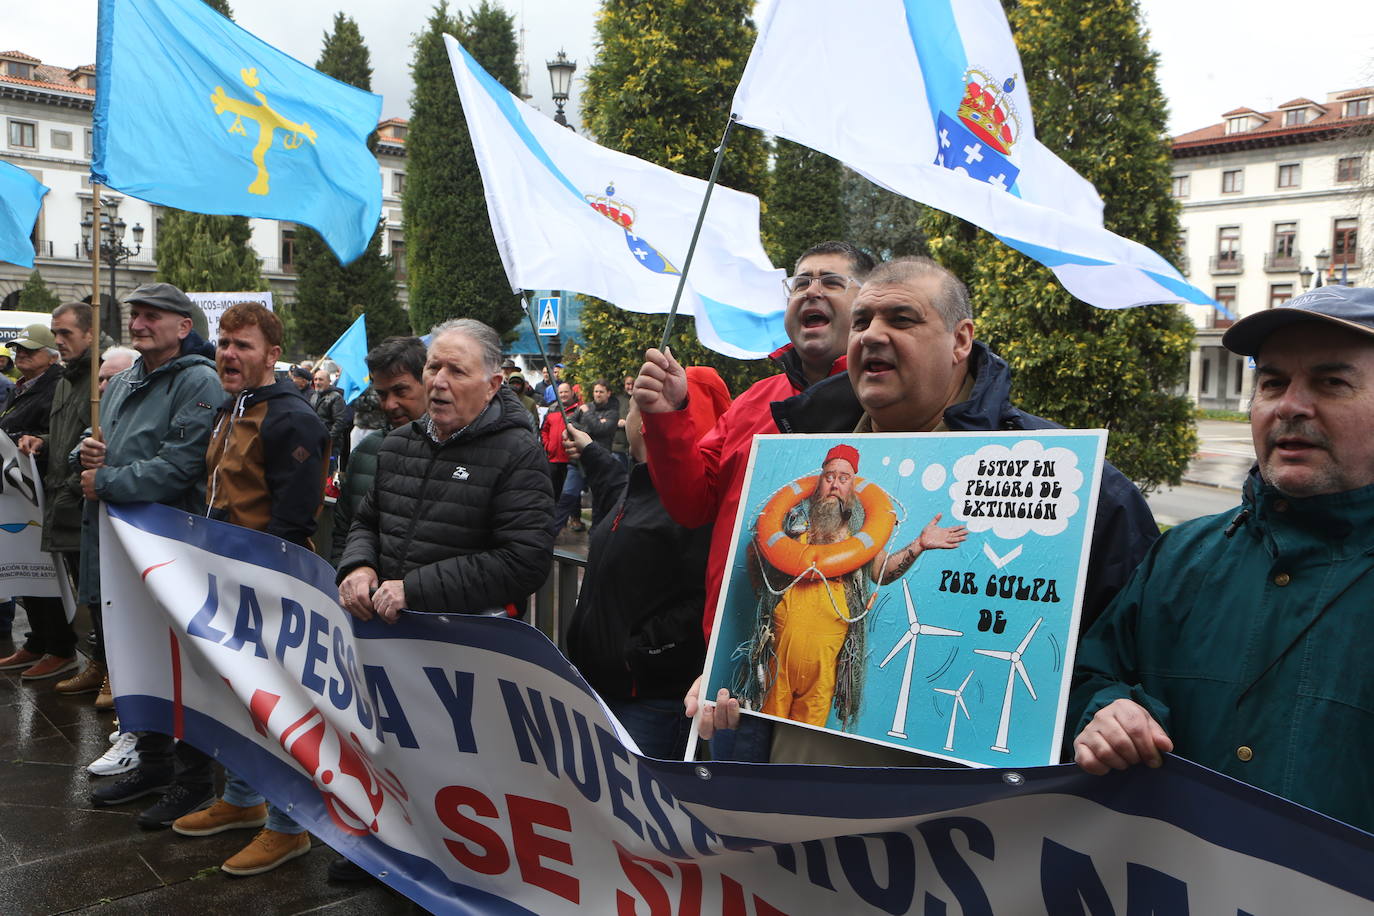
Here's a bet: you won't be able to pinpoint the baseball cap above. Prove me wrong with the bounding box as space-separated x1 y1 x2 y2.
1223 286 1374 356
8 323 57 351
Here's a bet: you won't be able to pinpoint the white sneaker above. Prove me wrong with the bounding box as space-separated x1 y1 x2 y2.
108 727 120 744
88 731 140 776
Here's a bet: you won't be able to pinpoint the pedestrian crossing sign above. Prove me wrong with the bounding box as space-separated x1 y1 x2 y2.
537 296 560 336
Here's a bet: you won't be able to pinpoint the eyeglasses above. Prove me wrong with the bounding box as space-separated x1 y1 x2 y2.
821 471 854 485
783 273 860 296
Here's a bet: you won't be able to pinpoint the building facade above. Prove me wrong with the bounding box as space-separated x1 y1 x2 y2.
0 50 408 342
1172 88 1372 410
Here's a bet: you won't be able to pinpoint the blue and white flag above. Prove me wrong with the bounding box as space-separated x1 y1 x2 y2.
324 313 369 404
733 0 1212 310
0 161 48 268
92 0 382 264
444 36 789 360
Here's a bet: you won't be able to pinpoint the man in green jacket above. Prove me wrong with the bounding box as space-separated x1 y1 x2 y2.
12 303 96 688
1070 284 1374 834
329 335 428 566
78 283 226 831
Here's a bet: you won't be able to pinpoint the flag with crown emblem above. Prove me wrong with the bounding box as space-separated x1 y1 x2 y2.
92 0 382 264
443 36 789 360
732 0 1213 310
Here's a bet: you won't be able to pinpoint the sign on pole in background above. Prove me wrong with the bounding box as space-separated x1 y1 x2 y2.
537 295 560 336
186 291 273 346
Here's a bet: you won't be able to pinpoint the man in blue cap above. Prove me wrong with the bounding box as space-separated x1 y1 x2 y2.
1070 284 1374 834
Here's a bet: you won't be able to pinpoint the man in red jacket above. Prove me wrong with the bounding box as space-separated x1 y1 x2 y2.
636 240 874 637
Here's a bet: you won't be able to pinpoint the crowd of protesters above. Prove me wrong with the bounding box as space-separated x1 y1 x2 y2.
5 239 1374 892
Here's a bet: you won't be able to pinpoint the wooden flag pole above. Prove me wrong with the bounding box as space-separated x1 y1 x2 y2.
658 114 738 352
88 187 102 439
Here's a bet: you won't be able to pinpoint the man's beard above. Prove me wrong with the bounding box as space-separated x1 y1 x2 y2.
809 495 851 544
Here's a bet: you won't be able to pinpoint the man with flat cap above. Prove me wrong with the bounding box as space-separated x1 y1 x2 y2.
78 282 226 830
1069 284 1374 833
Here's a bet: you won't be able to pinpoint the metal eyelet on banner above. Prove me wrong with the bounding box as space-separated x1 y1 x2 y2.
1002 771 1024 787
694 766 712 781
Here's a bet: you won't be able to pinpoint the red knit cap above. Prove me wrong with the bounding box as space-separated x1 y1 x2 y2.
823 443 859 472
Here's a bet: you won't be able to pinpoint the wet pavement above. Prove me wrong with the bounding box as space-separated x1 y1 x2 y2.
0 610 423 915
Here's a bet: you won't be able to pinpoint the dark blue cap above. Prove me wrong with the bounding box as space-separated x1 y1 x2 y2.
1223 285 1374 356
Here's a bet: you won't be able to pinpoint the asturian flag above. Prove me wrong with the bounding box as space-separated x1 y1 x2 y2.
92 0 382 264
0 161 48 269
324 313 369 404
444 36 789 360
733 0 1213 310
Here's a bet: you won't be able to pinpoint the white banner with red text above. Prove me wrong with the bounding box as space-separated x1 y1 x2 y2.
101 502 1374 915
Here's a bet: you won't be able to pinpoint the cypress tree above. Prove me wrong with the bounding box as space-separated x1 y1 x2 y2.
574 0 774 395
288 13 408 356
920 0 1195 490
404 1 522 337
17 270 61 312
765 140 846 270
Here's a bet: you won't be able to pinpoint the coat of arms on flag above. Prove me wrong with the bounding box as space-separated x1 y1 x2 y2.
935 69 1021 191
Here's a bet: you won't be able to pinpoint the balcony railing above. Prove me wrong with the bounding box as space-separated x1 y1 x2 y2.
1263 250 1300 272
1209 252 1244 275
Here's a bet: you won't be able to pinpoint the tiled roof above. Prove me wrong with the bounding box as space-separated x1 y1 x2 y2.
1277 97 1318 109
1174 92 1374 152
0 50 41 62
0 72 93 95
378 117 408 127
1336 86 1374 100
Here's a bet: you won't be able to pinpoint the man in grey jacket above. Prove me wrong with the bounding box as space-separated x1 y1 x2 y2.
78 283 226 831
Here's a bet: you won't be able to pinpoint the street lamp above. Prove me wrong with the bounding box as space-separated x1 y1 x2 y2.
1315 249 1330 288
1300 265 1314 290
546 49 576 129
81 196 143 343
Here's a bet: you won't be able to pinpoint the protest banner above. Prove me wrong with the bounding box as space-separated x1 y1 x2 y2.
703 431 1105 767
100 499 1374 913
185 291 274 347
0 432 63 599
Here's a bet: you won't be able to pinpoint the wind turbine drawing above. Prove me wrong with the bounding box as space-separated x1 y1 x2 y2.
934 670 974 751
975 617 1043 754
879 581 963 739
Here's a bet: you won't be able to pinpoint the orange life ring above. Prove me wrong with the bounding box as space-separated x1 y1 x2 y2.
754 475 896 580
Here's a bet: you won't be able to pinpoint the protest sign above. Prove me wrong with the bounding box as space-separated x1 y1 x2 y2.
0 432 62 598
100 500 1374 914
185 291 273 346
703 431 1106 767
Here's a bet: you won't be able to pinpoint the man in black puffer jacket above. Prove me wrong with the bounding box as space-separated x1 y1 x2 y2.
337 319 554 619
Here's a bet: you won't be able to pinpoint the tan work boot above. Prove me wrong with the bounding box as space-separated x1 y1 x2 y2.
56 660 106 695
172 799 268 837
94 675 114 710
221 828 311 876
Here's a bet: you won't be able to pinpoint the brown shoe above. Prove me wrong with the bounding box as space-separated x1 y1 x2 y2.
221 828 311 876
56 660 106 695
21 654 78 680
173 799 268 837
0 648 41 671
94 675 115 710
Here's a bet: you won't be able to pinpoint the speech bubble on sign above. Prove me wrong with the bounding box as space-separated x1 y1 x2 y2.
948 440 1083 538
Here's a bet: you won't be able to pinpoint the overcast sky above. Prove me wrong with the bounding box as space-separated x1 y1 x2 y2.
7 0 1373 136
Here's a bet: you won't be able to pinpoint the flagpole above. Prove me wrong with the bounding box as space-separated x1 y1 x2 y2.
89 186 102 439
658 114 738 352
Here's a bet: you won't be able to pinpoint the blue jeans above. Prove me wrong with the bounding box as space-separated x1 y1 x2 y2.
710 714 774 763
606 698 692 760
222 771 304 834
550 463 586 535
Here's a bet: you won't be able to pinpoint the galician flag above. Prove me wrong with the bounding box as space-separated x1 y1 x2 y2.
0 161 48 269
444 36 789 360
92 0 382 264
732 0 1213 310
